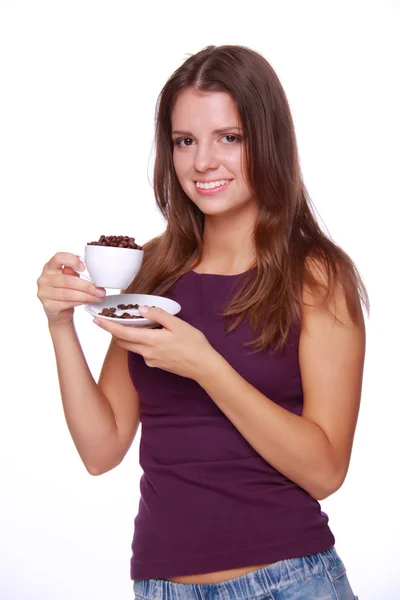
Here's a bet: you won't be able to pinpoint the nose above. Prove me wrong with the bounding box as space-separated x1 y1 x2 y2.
194 142 219 173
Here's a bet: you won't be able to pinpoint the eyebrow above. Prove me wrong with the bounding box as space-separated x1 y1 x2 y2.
171 126 242 136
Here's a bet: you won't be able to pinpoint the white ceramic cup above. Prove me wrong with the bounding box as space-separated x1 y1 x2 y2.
84 244 144 289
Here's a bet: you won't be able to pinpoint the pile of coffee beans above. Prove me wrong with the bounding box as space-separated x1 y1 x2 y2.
117 303 139 310
87 235 142 250
98 304 156 319
99 307 142 319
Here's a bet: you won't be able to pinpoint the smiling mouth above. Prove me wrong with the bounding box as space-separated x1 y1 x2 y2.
195 179 231 190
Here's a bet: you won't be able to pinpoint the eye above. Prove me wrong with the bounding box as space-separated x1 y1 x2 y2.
221 135 241 144
174 137 194 147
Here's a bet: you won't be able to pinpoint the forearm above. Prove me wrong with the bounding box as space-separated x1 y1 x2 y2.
49 321 120 472
196 351 341 500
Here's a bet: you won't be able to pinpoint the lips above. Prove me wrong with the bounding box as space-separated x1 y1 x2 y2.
195 179 232 190
194 179 232 195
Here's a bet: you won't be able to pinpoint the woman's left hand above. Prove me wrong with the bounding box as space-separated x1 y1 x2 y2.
93 305 216 380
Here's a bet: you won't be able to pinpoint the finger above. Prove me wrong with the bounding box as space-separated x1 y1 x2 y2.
38 274 105 304
93 317 153 343
44 253 85 274
111 337 147 355
138 305 176 328
51 274 105 297
62 266 79 277
43 286 105 304
62 264 94 283
43 300 88 314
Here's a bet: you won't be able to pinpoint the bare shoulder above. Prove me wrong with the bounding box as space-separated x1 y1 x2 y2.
298 257 366 487
300 256 366 375
300 257 366 372
302 256 364 324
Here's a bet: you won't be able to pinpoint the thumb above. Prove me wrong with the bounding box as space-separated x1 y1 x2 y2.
138 305 176 328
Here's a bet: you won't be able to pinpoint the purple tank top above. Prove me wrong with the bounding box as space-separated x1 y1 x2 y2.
128 270 334 580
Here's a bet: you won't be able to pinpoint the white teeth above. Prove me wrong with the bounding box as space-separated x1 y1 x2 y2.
195 180 229 189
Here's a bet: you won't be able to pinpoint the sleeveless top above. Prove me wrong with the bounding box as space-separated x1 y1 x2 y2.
127 270 335 580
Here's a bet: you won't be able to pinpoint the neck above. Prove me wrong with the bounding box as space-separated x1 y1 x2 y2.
197 208 258 275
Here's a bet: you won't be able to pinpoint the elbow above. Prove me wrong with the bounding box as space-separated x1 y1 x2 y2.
312 485 338 502
309 469 346 501
84 456 123 476
83 440 133 476
86 465 108 476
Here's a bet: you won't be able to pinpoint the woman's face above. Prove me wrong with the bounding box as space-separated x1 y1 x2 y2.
171 88 257 219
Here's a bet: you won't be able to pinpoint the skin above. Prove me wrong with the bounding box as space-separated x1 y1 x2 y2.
171 88 259 274
37 88 366 586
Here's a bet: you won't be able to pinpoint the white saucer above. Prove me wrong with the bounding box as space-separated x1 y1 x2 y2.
85 294 181 327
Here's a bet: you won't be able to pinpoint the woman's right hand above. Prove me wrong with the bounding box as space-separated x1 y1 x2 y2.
37 252 106 327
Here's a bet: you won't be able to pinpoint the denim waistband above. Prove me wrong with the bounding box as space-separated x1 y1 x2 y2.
133 546 346 599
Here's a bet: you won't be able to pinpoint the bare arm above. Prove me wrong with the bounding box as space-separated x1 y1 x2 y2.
195 278 365 500
90 262 365 496
50 323 140 475
38 252 140 475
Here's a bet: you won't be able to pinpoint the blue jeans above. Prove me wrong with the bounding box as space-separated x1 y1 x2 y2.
133 547 358 599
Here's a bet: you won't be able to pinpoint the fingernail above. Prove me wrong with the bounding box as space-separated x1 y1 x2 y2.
93 318 100 325
95 289 105 298
139 305 150 314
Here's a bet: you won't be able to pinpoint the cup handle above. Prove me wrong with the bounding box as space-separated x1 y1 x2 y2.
74 256 95 284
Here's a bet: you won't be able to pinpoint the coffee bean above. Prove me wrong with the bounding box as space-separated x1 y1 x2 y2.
117 303 139 310
98 306 143 319
88 235 142 250
98 304 157 320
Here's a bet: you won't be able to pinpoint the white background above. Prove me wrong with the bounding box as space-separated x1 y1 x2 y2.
1 1 399 598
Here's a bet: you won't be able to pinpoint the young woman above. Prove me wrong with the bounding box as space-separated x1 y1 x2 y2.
37 45 367 599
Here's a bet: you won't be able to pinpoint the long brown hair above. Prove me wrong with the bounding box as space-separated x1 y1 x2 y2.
127 45 369 351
